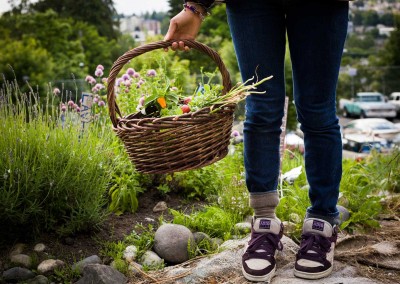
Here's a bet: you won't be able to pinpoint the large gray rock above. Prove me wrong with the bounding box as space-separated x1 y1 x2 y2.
72 255 102 273
26 275 50 284
153 224 195 264
74 264 127 284
10 254 32 268
3 267 36 282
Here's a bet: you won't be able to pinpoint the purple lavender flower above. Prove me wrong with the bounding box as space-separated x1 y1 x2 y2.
126 68 135 76
53 88 60 95
95 68 103 77
122 74 130 81
85 75 95 83
116 78 123 86
139 97 145 106
98 101 105 107
231 130 240 137
96 64 104 71
95 83 104 90
146 69 157 77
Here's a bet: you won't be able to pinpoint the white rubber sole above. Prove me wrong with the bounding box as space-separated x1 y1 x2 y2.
294 265 333 280
242 265 276 283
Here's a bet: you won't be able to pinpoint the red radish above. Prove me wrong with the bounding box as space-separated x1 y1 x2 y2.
181 105 190 113
183 96 192 104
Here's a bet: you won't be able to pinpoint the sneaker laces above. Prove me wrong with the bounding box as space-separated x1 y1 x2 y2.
297 233 331 262
247 231 283 255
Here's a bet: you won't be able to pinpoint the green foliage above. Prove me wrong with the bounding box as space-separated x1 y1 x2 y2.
171 206 241 240
31 0 119 39
0 81 113 237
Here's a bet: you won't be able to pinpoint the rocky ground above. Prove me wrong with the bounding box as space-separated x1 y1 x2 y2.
1 189 399 283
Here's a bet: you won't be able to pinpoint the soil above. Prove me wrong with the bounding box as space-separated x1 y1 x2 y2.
1 189 399 284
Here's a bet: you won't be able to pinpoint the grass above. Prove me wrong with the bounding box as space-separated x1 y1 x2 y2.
0 79 114 237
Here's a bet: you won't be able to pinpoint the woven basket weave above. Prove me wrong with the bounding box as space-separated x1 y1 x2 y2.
107 39 235 174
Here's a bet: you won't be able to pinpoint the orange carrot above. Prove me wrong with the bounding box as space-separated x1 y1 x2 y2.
157 97 167 108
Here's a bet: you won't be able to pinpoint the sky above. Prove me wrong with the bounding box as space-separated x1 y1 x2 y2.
0 0 170 15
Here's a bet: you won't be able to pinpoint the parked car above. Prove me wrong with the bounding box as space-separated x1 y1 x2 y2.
342 133 390 153
342 118 400 151
389 92 400 116
339 92 397 119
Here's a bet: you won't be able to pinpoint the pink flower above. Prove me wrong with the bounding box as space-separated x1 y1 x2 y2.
93 97 99 103
73 103 78 109
146 69 157 77
231 130 240 137
122 74 130 81
76 107 81 112
138 79 145 85
101 77 108 83
133 72 140 78
53 88 60 95
90 78 97 85
67 100 74 107
136 83 140 89
124 80 132 87
126 68 135 76
139 97 145 106
170 87 178 91
98 101 105 107
92 86 99 93
116 78 123 86
95 83 104 90
95 68 103 77
85 75 95 83
61 105 67 112
96 64 104 71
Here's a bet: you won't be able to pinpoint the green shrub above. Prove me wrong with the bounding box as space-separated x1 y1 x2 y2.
0 81 113 236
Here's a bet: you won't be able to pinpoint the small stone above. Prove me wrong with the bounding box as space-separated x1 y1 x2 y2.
72 255 102 273
10 254 32 268
144 217 155 222
10 243 26 256
128 262 143 278
140 251 163 267
153 201 168 213
26 275 50 284
193 232 211 244
234 222 251 234
282 221 297 235
34 243 47 253
337 205 350 223
123 245 138 263
37 259 65 275
3 267 36 282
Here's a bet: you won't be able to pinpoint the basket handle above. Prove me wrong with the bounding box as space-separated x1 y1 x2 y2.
106 39 232 128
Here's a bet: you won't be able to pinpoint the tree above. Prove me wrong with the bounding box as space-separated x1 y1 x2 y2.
168 0 183 19
31 0 119 39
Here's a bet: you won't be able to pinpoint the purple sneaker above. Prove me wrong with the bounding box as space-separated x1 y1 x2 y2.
294 218 338 279
242 217 283 282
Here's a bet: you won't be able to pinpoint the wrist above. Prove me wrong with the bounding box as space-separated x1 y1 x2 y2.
183 2 209 21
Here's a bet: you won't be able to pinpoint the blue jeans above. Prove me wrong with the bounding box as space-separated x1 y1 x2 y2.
226 0 349 219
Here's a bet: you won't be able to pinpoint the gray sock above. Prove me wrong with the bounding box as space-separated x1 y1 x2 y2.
249 191 280 219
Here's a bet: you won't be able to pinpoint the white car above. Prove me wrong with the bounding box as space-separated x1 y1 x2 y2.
342 118 400 148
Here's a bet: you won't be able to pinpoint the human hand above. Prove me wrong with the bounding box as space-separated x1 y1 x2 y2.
164 3 205 51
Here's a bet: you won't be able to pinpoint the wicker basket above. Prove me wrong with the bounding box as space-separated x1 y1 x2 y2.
107 39 235 174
